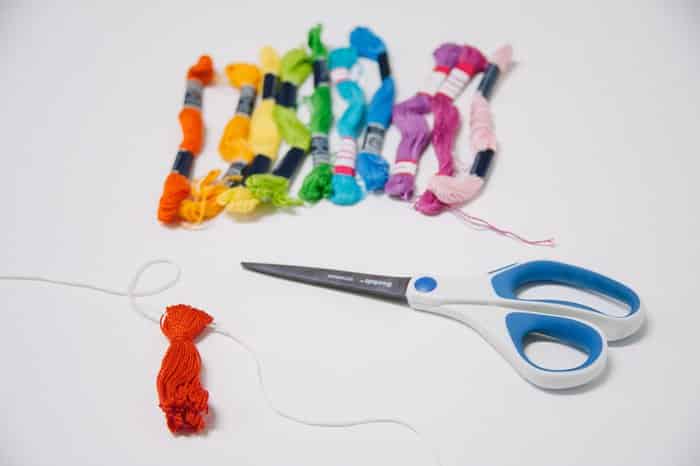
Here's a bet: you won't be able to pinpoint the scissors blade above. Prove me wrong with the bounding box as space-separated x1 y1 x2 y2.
241 262 411 303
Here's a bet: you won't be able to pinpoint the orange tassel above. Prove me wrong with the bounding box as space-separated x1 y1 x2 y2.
157 304 213 434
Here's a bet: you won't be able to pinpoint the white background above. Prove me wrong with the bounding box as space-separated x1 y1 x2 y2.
1 0 699 465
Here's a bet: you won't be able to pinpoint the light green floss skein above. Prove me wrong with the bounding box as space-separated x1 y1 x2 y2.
248 47 312 207
300 24 334 203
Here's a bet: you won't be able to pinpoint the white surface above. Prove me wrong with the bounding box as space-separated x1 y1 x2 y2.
1 1 699 465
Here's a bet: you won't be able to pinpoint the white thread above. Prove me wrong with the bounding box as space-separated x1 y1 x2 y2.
0 261 441 466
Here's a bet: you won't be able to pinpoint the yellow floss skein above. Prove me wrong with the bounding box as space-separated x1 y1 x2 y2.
179 169 227 223
218 64 262 164
218 47 282 215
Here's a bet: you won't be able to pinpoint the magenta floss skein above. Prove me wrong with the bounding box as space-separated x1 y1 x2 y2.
386 43 462 200
329 47 366 205
350 26 393 192
415 45 488 215
428 45 513 205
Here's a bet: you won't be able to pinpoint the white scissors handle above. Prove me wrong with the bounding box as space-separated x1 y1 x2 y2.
405 261 642 389
416 303 608 389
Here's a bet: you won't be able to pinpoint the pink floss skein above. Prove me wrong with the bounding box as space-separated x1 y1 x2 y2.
385 43 461 200
428 45 512 205
415 45 488 215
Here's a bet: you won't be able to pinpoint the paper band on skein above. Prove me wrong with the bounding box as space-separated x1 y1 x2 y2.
360 123 386 156
330 67 350 84
420 66 450 96
172 150 194 177
243 155 272 180
470 149 495 178
310 133 331 166
313 59 330 87
276 82 297 108
235 85 256 116
334 137 357 175
437 66 470 100
223 161 248 186
377 52 391 80
390 161 417 176
273 147 306 180
184 79 204 109
478 64 500 99
262 74 277 99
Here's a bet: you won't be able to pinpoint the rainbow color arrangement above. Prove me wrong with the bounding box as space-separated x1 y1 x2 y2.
155 26 551 245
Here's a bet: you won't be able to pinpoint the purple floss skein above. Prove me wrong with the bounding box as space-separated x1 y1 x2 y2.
416 45 488 216
385 43 462 200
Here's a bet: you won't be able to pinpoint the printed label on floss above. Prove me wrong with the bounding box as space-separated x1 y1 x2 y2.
313 60 330 87
310 134 331 165
184 80 203 109
236 86 256 116
361 124 386 156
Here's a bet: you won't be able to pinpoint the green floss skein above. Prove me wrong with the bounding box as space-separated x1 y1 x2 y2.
248 47 312 208
300 24 334 203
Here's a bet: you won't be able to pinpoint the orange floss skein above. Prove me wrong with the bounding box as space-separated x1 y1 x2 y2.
219 63 262 183
157 304 214 434
157 55 215 224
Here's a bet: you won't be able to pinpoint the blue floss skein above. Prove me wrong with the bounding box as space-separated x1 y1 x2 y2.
329 47 366 206
350 26 394 192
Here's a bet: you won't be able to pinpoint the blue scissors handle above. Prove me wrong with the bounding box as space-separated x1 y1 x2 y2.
489 261 643 341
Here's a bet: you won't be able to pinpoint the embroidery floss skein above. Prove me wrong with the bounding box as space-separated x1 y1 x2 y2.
329 47 366 205
350 26 394 192
0 261 441 462
217 47 282 214
299 24 334 203
415 45 488 215
219 64 262 178
246 47 312 208
385 43 461 200
157 55 215 224
428 45 512 205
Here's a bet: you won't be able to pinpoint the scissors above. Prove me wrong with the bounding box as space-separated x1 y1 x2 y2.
241 260 643 390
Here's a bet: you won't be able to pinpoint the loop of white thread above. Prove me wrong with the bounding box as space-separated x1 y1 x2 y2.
0 260 441 466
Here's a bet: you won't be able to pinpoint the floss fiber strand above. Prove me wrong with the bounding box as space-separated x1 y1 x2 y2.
246 47 313 208
217 47 282 214
415 45 488 215
299 24 335 203
386 43 461 200
329 46 366 205
350 26 394 192
157 55 215 224
0 262 442 463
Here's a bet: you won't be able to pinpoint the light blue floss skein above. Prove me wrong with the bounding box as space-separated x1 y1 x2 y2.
329 47 366 205
350 26 394 192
